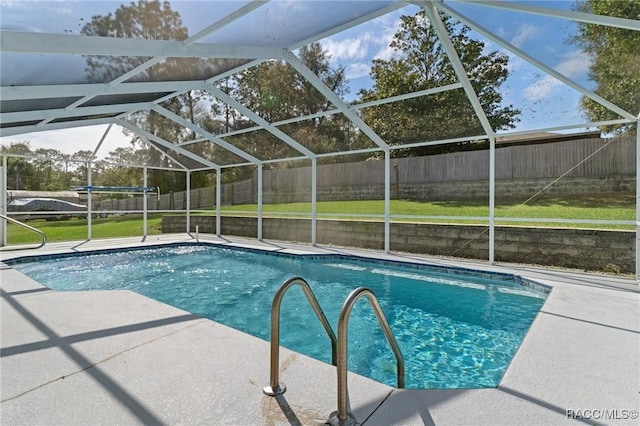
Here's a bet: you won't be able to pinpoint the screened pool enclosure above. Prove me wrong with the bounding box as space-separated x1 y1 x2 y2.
1 1 639 274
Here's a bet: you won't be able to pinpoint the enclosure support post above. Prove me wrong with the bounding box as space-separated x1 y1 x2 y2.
87 162 92 240
1 156 6 247
91 123 113 159
143 167 148 239
311 158 317 246
636 120 640 281
423 2 498 263
489 136 496 264
216 169 221 237
384 150 391 253
186 171 191 234
258 163 263 241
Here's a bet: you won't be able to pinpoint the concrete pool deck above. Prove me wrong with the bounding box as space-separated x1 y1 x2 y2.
1 234 639 425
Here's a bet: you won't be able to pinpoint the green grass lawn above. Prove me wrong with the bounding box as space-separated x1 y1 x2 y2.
219 195 634 226
6 195 634 245
6 214 163 246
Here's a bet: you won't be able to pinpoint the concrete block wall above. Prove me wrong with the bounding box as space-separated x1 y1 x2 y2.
161 216 217 233
161 216 634 273
255 175 636 204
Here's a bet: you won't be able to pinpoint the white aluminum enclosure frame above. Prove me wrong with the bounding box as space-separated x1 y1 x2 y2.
1 0 638 274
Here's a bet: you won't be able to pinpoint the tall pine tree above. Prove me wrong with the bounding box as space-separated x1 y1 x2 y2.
360 11 519 157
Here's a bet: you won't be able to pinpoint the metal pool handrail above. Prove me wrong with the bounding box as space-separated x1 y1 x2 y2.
329 286 405 426
263 276 337 396
0 214 47 250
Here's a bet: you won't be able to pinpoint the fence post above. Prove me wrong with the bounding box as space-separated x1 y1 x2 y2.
636 122 640 281
1 157 6 246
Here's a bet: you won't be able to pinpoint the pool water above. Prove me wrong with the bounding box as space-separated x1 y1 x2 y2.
9 244 547 389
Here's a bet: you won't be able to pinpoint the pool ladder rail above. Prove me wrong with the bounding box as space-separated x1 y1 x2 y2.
0 214 47 250
263 277 337 396
264 277 405 426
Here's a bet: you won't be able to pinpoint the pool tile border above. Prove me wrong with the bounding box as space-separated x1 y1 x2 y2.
4 240 551 296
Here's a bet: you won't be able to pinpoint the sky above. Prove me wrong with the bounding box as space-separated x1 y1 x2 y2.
0 0 612 159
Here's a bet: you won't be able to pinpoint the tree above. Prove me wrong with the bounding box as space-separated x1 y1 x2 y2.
359 11 519 157
230 42 358 163
33 148 68 190
572 0 640 133
99 147 150 188
69 150 103 187
1 142 37 190
80 0 231 192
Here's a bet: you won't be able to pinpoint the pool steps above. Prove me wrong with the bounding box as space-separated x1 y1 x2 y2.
263 276 337 397
264 277 405 426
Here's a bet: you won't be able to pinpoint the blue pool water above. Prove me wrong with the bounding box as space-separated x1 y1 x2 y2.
9 244 548 389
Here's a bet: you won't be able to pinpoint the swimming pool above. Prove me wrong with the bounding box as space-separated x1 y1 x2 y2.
7 243 549 389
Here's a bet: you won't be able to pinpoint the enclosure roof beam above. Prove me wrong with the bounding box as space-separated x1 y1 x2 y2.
0 102 150 124
455 0 640 31
289 1 409 50
105 2 269 86
204 83 317 159
1 152 181 172
143 138 190 170
35 1 272 133
0 117 115 137
0 81 205 101
143 59 267 131
393 134 488 150
115 119 220 170
150 59 266 116
353 83 463 110
285 50 389 151
436 1 637 121
421 2 496 140
190 160 255 172
90 123 114 160
189 0 270 43
205 59 266 85
497 119 635 138
150 104 262 165
0 31 283 59
213 83 464 139
316 147 384 159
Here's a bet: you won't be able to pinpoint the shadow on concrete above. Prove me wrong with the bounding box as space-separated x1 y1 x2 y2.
71 239 91 251
358 389 464 425
1 306 199 357
0 288 188 424
497 385 606 426
519 268 639 294
2 287 51 297
274 393 304 425
540 310 639 334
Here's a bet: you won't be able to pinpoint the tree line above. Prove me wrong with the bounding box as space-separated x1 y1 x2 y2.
2 0 636 194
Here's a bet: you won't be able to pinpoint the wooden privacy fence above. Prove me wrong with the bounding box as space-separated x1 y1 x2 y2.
261 135 635 187
97 135 636 209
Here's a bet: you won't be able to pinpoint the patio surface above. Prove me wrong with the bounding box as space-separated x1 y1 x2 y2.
2 234 639 425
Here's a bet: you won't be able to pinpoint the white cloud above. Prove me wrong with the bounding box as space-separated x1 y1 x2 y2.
373 41 398 62
522 50 592 102
321 11 404 67
323 11 412 95
323 33 375 63
372 16 402 61
510 24 539 49
345 62 371 80
554 50 592 79
523 75 561 101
